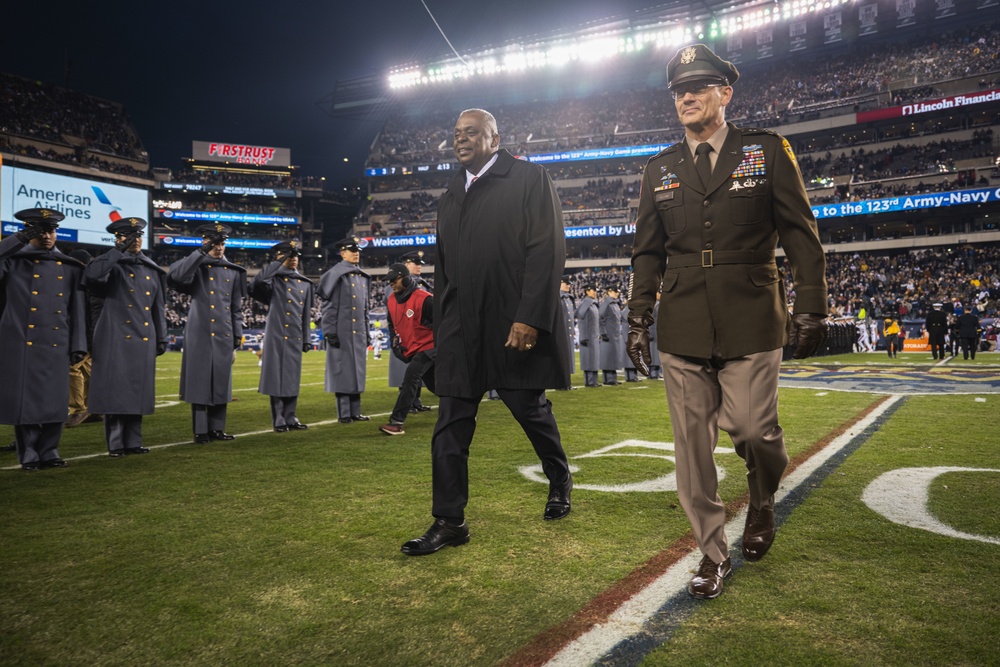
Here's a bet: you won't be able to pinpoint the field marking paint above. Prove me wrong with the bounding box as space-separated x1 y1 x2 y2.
862 467 1000 545
519 440 735 493
536 394 904 667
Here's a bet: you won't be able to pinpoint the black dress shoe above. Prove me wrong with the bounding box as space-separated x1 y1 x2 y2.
124 447 150 455
274 425 290 433
409 405 431 413
194 434 212 444
742 505 776 562
688 555 732 599
21 462 41 471
401 518 470 556
289 423 309 430
351 414 371 422
40 458 68 469
209 431 235 441
339 417 353 424
544 478 573 521
108 450 126 458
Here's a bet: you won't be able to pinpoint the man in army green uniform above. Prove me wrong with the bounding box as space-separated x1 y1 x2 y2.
626 44 828 599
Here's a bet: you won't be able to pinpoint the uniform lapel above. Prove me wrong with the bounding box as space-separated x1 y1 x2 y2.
673 142 704 194
706 124 743 196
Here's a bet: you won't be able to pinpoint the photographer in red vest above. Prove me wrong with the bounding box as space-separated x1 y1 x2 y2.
380 263 436 436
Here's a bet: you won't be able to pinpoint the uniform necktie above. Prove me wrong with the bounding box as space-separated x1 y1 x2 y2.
695 142 714 190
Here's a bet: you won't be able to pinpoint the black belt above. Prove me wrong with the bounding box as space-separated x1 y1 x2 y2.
666 250 775 268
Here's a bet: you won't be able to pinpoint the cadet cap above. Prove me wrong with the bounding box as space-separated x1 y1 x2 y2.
400 250 426 265
196 223 232 241
332 236 361 252
107 217 147 234
272 239 302 256
14 207 65 230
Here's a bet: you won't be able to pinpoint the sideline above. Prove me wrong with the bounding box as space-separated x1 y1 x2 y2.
501 394 904 667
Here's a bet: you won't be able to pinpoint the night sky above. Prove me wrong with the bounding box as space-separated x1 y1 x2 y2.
1 0 664 187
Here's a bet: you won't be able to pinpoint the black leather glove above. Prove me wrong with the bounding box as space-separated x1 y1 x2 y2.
580 339 589 347
198 238 215 255
156 342 167 356
115 231 140 252
791 313 828 359
70 351 86 365
391 344 410 362
601 334 610 342
302 342 311 353
15 224 43 243
626 312 655 377
326 333 340 348
234 340 242 350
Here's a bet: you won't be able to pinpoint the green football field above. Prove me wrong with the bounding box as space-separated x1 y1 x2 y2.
2 351 998 666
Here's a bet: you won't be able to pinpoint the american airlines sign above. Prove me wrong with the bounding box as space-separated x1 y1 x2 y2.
192 140 292 167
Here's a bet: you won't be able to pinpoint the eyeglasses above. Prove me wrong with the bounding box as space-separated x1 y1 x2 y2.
671 83 725 99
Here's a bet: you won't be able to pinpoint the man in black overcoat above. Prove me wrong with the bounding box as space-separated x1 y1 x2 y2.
401 108 573 556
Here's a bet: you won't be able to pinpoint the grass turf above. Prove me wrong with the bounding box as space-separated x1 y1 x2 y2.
1 352 995 665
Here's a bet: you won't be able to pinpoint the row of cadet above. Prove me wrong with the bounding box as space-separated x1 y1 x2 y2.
0 207 418 471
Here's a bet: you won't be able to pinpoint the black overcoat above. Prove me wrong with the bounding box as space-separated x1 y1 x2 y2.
434 149 569 397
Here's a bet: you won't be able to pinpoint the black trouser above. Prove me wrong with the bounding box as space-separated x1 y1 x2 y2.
390 350 436 424
431 389 571 521
961 337 977 360
885 334 898 357
929 338 945 360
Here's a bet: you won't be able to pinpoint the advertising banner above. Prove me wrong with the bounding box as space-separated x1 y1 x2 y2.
157 236 282 250
162 182 297 198
192 141 291 167
1 165 149 247
157 209 298 225
811 186 1000 220
856 89 1000 123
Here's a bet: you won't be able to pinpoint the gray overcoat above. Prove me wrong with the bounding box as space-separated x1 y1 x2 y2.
84 249 168 415
318 260 370 394
250 260 314 398
168 250 246 405
0 242 87 424
575 295 600 371
560 292 577 374
599 296 623 370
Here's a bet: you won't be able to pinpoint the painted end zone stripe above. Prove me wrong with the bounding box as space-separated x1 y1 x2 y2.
502 394 901 667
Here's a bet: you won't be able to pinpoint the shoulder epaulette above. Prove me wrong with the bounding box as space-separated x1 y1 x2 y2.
741 127 780 137
649 142 682 161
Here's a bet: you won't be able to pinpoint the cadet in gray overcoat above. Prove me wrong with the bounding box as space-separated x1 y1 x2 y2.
647 294 662 379
84 218 167 456
167 224 246 443
318 237 371 423
575 284 601 387
250 240 314 432
0 209 87 470
559 276 577 380
599 286 623 385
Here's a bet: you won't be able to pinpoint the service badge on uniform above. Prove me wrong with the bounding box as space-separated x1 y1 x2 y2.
782 138 798 166
680 46 697 64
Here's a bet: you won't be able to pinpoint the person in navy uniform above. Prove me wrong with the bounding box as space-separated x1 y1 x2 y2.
168 223 246 444
599 286 623 385
379 263 436 436
575 284 601 387
318 237 371 423
0 208 87 470
250 240 315 432
84 217 167 456
626 44 828 599
387 250 433 413
401 108 573 556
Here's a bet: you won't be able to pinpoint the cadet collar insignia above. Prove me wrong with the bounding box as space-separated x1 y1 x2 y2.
732 146 766 178
680 47 697 64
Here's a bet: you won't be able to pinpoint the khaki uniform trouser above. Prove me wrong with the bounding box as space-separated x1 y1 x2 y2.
68 354 92 415
663 348 787 565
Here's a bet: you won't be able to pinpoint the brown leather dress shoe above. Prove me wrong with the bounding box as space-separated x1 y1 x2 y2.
688 555 732 599
742 505 776 562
